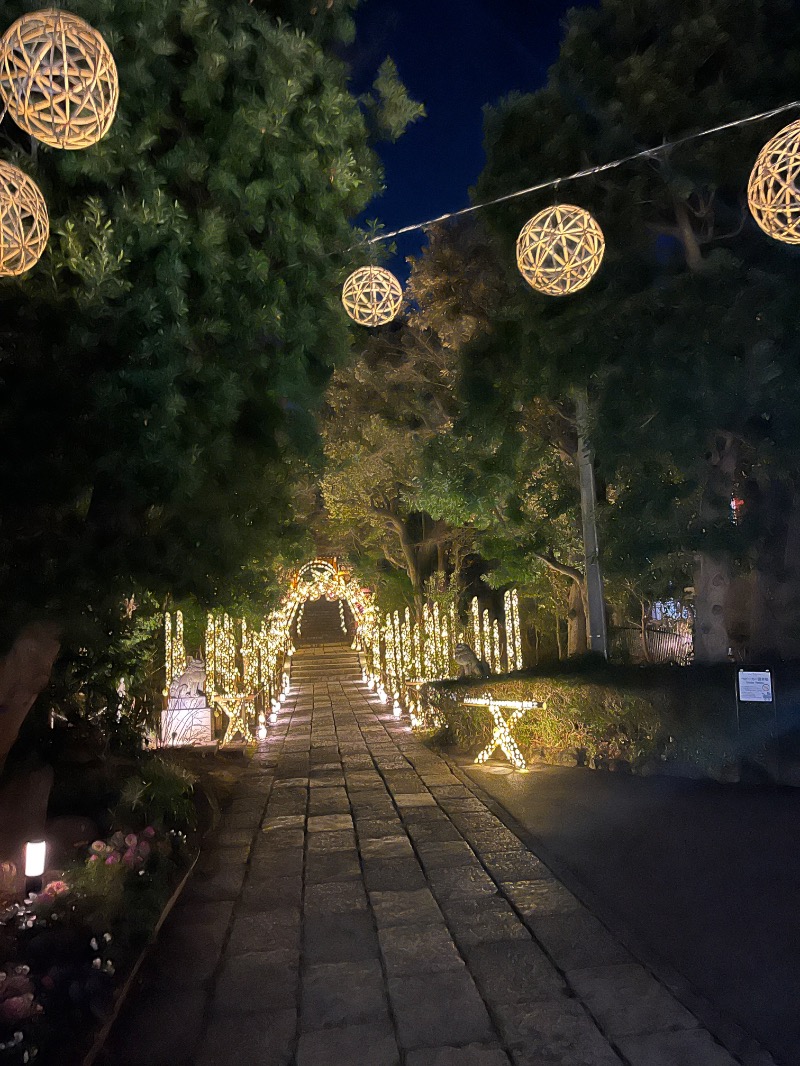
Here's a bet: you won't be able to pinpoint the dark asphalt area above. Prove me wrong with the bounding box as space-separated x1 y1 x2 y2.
462 761 800 1066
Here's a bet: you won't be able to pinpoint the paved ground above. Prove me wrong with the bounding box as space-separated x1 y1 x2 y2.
463 759 799 1066
106 610 745 1066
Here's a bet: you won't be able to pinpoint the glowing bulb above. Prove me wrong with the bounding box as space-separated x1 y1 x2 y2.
269 711 278 724
368 678 376 691
257 725 267 740
279 692 286 703
25 840 46 878
393 700 402 718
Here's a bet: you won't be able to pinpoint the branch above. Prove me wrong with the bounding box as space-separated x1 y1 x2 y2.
532 550 584 586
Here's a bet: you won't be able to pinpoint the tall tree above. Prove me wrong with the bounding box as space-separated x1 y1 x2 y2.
0 0 422 767
469 0 800 661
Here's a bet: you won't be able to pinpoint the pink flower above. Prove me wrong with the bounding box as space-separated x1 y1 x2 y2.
137 841 151 858
44 880 68 896
142 827 156 839
124 833 137 848
105 853 120 865
90 841 106 854
122 849 136 867
88 854 99 863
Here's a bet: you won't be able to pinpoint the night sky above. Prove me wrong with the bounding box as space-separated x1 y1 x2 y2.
349 0 588 275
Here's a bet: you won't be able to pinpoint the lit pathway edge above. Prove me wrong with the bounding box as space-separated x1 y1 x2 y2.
107 632 747 1066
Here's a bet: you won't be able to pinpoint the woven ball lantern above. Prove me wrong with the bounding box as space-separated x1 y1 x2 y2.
0 161 49 276
342 265 403 326
748 119 800 244
0 10 119 150
516 204 605 296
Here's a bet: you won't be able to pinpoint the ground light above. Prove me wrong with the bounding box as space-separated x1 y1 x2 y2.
24 840 45 894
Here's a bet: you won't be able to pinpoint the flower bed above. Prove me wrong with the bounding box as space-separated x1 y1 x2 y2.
419 663 755 778
0 758 199 1066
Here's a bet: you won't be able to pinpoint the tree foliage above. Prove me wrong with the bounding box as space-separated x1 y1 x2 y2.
456 0 800 660
0 0 422 645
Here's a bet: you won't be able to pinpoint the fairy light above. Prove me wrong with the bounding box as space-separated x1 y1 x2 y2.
492 618 502 674
164 612 173 690
511 590 523 670
173 611 186 680
205 613 216 698
466 697 546 771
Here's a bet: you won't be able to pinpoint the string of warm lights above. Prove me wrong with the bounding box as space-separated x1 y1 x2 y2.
367 592 526 724
341 103 800 324
466 697 547 771
165 567 525 745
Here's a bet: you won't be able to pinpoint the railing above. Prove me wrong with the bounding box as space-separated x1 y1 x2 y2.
610 626 693 665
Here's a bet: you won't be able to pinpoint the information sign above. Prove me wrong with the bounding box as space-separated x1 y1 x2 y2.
737 669 774 704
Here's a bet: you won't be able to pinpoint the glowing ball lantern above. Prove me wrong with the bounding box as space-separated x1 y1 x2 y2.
748 119 800 243
341 265 402 326
516 204 604 296
0 161 49 276
0 10 119 150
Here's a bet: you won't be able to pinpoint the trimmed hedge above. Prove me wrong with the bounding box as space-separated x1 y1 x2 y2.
419 661 792 780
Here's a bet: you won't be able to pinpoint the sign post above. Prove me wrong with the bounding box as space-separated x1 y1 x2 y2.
735 668 777 738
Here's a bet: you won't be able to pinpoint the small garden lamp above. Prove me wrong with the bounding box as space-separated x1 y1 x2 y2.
25 840 46 894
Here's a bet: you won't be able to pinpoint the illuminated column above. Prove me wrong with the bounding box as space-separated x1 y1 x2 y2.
174 611 186 679
493 618 502 673
205 613 216 698
165 612 173 689
471 598 481 661
482 609 491 668
423 604 434 681
512 590 523 671
439 604 450 677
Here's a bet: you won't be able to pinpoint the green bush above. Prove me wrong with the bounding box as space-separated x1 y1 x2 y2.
115 757 197 832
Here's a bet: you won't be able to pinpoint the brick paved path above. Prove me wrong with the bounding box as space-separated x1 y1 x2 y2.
106 612 739 1066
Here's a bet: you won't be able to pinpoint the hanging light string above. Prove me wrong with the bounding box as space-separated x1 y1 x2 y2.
366 99 800 244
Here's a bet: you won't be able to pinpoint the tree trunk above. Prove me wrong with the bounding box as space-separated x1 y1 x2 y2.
693 433 737 663
640 601 652 664
779 491 800 659
0 624 61 778
567 580 588 657
693 553 731 662
555 611 563 661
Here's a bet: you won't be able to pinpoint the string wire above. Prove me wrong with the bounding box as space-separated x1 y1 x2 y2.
365 99 800 245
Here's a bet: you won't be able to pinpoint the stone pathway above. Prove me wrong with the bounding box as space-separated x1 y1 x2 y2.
106 626 741 1066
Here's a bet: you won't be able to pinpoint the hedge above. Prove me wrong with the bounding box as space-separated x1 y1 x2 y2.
418 661 795 780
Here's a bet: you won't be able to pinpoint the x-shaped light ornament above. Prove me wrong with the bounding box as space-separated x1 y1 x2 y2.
465 697 546 771
216 694 255 745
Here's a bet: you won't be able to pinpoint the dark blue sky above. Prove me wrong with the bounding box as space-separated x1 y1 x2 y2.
349 0 584 274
